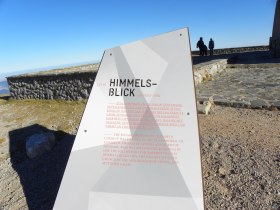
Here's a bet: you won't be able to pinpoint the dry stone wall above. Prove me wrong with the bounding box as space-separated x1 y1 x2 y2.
8 72 97 100
7 59 227 100
193 59 227 84
192 45 269 56
7 46 267 101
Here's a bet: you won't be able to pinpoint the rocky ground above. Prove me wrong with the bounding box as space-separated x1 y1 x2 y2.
200 106 280 209
0 97 279 209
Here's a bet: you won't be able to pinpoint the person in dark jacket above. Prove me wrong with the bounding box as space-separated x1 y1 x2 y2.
203 44 208 56
208 38 215 56
196 37 204 56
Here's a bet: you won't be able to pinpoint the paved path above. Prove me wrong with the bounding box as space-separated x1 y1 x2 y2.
196 66 280 110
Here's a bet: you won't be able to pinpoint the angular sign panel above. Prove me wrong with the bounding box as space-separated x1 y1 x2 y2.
54 28 204 210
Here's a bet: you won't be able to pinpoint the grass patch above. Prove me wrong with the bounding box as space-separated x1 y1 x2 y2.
0 137 6 144
203 73 213 82
2 99 87 134
7 98 87 106
0 99 7 106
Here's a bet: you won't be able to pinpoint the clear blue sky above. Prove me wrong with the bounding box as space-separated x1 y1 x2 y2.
0 0 277 74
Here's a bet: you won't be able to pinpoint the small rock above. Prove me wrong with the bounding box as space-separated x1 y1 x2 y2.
219 167 227 176
26 132 55 158
249 129 255 133
213 141 221 149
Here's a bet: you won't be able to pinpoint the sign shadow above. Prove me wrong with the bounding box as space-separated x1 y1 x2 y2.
8 124 75 210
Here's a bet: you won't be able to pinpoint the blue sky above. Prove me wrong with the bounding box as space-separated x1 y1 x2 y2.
0 0 277 75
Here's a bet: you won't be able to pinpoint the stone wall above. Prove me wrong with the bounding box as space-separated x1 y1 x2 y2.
7 60 227 100
7 71 97 100
193 59 228 85
7 46 267 101
192 45 269 56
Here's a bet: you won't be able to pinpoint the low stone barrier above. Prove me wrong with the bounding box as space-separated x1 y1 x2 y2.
192 45 269 56
227 63 280 69
8 46 271 100
7 64 98 100
193 59 228 84
7 60 229 100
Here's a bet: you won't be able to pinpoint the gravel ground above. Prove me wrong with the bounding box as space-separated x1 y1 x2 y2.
0 99 279 210
200 106 280 209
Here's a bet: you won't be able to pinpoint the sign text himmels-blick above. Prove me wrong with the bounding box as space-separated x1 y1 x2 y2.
109 78 157 96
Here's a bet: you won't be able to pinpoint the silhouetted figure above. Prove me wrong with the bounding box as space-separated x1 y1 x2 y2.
208 38 215 56
203 44 208 56
196 37 204 56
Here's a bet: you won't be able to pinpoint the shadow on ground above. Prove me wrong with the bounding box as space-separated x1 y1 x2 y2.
9 124 75 210
0 95 10 100
192 50 280 65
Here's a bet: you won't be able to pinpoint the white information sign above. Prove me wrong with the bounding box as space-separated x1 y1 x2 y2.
54 28 204 210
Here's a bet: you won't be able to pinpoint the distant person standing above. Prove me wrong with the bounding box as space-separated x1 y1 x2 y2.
196 37 204 56
208 38 215 56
